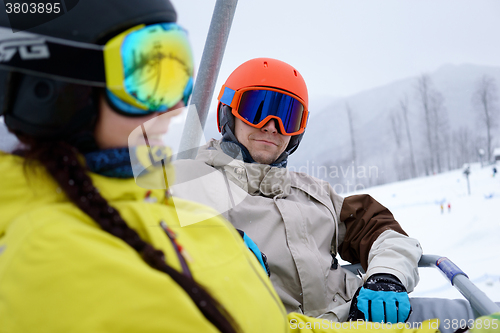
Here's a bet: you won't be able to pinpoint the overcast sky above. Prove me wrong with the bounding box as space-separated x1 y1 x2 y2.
171 0 500 103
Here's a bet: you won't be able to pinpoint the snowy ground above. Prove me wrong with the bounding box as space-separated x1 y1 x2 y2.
347 162 500 302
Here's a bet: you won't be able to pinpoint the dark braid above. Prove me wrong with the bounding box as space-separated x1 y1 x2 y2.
17 138 238 333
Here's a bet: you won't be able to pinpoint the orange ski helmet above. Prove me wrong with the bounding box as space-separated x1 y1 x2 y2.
217 58 309 158
217 57 308 134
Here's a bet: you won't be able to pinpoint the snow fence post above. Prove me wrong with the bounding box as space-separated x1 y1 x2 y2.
176 0 238 160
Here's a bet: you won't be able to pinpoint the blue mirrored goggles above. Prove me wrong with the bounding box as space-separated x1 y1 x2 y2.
219 86 308 135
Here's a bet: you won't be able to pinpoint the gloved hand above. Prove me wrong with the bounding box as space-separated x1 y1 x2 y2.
236 229 271 277
348 273 411 323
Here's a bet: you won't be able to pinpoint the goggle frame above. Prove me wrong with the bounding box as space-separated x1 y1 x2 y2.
218 85 309 136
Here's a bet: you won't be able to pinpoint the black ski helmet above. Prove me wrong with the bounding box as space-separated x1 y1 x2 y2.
0 0 177 150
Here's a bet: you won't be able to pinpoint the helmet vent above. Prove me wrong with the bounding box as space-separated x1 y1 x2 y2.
263 61 268 68
34 81 53 100
293 70 297 77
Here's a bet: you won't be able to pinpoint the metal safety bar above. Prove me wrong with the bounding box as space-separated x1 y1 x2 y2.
342 254 500 317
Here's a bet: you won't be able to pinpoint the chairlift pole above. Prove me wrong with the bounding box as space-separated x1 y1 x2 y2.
176 0 238 160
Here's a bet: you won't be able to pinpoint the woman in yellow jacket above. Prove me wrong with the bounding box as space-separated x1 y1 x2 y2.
0 1 445 332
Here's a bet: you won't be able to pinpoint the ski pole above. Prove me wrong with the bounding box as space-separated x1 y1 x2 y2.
177 0 238 160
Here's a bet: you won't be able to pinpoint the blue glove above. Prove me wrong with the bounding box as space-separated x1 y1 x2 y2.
236 229 271 277
348 273 411 323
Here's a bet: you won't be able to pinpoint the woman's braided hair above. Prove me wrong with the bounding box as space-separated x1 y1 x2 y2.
15 137 238 333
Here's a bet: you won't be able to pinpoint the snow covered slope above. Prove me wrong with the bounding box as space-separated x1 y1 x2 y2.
347 162 500 301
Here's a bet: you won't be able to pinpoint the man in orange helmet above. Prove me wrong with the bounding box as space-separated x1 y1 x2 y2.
172 58 473 328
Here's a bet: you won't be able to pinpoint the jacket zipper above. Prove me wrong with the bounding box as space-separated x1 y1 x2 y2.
159 220 193 279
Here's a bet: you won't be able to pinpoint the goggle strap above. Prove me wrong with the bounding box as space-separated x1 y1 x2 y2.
0 27 106 86
219 86 236 106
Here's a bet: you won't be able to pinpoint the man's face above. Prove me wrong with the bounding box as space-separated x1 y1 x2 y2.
234 118 291 164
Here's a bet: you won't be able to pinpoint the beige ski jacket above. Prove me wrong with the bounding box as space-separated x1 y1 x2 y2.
172 139 422 321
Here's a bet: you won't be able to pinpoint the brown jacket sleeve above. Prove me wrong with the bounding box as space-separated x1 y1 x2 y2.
338 194 408 270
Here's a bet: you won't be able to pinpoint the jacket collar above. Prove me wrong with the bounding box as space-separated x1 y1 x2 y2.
196 140 292 198
0 152 168 236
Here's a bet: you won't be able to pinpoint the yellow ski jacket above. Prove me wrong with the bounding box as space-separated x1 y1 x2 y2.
0 152 437 333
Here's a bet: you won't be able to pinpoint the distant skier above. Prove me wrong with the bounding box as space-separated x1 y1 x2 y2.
440 203 444 214
493 167 497 177
448 202 451 213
